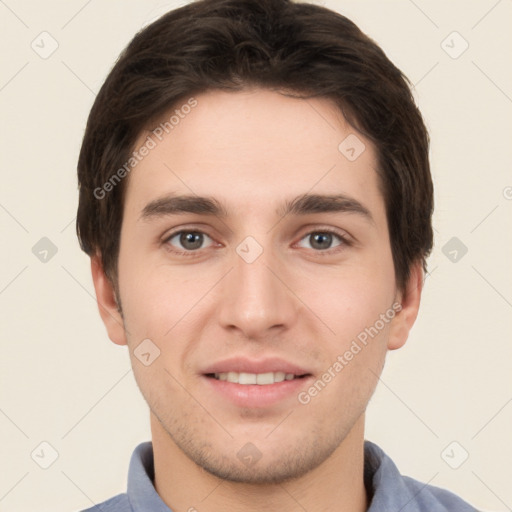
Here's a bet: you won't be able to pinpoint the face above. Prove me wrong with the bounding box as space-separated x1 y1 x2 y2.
93 88 422 484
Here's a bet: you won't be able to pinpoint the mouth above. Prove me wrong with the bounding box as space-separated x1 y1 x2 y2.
205 371 311 385
200 356 314 408
202 371 313 408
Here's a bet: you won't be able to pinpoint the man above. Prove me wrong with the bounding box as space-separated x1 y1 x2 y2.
76 0 477 510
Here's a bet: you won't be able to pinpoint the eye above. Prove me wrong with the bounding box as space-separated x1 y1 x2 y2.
164 230 214 252
296 230 349 251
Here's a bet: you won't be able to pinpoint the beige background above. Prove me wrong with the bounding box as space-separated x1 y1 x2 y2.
1 0 511 511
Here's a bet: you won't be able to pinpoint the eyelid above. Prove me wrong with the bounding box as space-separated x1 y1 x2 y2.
293 221 352 240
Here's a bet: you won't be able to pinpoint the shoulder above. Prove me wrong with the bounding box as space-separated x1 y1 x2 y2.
365 441 478 512
401 475 479 511
79 492 132 512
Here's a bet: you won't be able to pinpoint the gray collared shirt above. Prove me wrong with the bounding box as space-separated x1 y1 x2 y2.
80 441 478 511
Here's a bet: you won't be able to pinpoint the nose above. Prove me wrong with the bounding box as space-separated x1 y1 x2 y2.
217 241 299 340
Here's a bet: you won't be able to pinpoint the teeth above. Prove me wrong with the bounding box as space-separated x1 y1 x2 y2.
239 372 257 385
213 371 298 385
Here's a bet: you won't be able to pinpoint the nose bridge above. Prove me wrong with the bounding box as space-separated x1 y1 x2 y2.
218 237 297 338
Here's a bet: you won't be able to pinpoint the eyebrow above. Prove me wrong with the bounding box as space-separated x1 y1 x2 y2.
139 193 374 225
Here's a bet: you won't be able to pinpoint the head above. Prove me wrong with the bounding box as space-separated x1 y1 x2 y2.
77 0 433 484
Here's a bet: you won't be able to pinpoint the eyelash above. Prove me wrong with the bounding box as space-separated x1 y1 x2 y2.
162 227 352 257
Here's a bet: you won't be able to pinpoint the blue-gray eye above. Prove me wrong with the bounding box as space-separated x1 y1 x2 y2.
167 231 213 251
297 232 344 251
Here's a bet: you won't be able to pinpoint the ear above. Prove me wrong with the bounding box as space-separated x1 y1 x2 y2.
387 260 424 351
90 254 127 346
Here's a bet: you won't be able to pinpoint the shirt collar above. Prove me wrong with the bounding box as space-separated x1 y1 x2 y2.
364 440 424 511
127 442 172 511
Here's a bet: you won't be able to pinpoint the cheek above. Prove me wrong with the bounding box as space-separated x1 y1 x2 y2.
297 274 393 407
297 261 396 342
118 260 217 344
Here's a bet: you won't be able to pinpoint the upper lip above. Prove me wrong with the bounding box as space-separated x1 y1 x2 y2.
201 357 311 376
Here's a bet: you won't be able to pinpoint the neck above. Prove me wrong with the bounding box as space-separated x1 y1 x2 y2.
151 414 368 512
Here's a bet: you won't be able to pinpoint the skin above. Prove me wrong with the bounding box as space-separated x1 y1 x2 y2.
91 88 423 512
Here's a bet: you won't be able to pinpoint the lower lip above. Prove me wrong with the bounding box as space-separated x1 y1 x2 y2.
202 375 312 408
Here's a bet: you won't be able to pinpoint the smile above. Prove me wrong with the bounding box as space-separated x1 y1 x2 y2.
208 371 308 385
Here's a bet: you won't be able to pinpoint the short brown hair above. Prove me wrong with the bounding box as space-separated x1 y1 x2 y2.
76 0 433 295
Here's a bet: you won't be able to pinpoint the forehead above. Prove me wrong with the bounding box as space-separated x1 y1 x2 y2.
124 88 385 226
